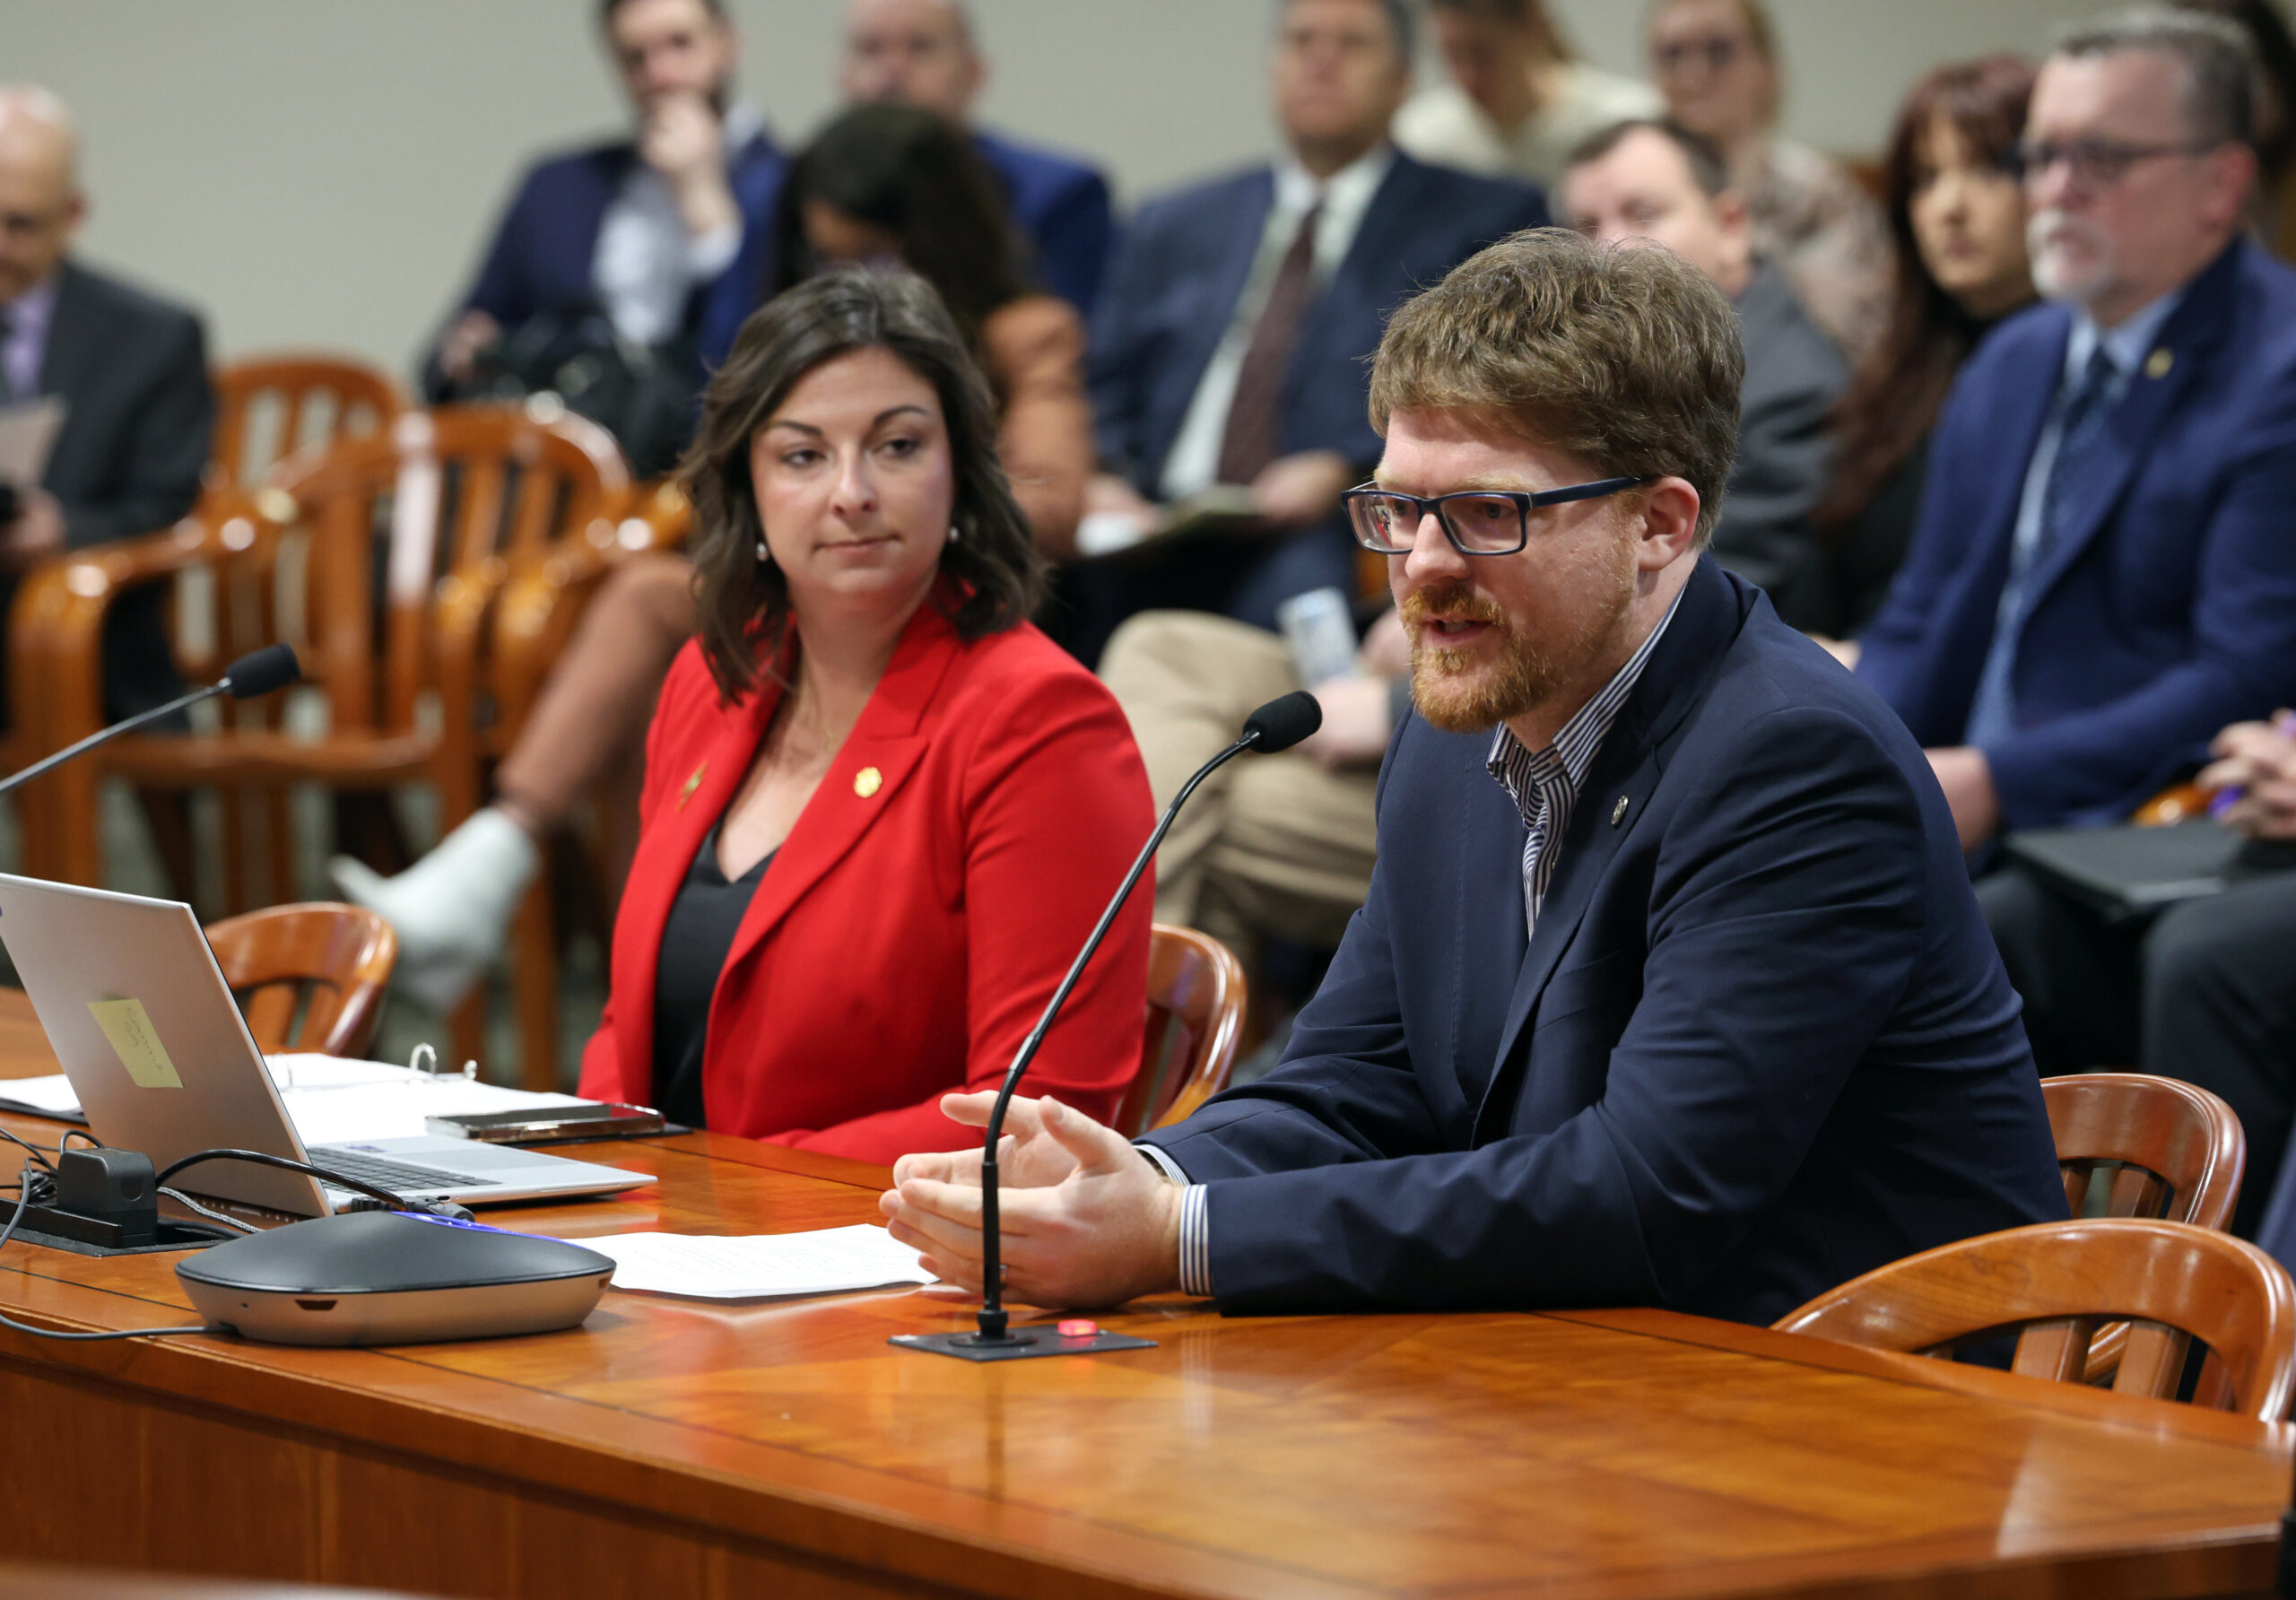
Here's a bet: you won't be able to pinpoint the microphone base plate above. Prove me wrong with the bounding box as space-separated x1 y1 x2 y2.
891 1328 1158 1361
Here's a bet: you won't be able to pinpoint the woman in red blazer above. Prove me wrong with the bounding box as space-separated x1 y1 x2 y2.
578 266 1153 1164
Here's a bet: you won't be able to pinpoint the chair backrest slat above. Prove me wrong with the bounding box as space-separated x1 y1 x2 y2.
1117 926 1247 1138
1775 1219 2296 1420
2043 1074 2245 1230
206 904 397 1059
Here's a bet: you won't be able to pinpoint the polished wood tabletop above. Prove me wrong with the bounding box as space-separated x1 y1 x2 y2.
0 988 2290 1600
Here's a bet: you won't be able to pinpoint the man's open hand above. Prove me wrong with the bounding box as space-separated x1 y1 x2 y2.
881 1093 1186 1309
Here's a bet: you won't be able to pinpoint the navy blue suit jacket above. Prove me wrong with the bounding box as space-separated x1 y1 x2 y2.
1855 239 2296 828
1088 151 1547 491
973 128 1116 317
445 129 784 377
1143 558 2066 1326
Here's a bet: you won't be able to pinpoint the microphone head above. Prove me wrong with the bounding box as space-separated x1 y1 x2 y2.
222 645 301 700
1242 690 1323 755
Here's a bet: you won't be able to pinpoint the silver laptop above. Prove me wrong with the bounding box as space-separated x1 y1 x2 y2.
0 874 656 1216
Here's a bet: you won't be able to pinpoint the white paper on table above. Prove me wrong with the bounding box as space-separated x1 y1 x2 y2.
0 1053 593 1143
567 1225 937 1300
0 1074 88 1120
0 396 65 488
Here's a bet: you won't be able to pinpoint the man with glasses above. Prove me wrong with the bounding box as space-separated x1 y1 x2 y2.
1850 14 2296 912
0 84 211 728
883 229 2065 1324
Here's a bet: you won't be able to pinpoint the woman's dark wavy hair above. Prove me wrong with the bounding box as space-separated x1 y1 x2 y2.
682 266 1046 704
770 101 1033 352
1815 55 2037 534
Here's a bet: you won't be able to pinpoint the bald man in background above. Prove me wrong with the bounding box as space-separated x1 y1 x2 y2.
841 0 1117 314
0 85 212 725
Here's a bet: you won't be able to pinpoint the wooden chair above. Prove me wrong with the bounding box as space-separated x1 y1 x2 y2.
5 354 403 871
1118 924 1248 1137
205 902 397 1058
13 404 629 1075
2045 1072 2247 1382
1773 1219 2296 1420
2045 1073 2246 1230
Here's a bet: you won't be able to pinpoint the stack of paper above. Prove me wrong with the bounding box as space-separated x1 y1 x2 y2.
567 1225 936 1300
0 1052 593 1141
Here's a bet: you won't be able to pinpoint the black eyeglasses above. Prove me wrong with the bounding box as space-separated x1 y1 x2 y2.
2011 137 2220 189
1343 477 1657 556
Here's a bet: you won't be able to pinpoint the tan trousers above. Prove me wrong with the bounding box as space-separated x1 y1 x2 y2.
1100 612 1377 958
495 553 698 871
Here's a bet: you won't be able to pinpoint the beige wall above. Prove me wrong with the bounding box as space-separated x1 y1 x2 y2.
10 0 2266 376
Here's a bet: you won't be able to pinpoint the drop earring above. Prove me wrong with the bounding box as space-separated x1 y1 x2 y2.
755 540 772 564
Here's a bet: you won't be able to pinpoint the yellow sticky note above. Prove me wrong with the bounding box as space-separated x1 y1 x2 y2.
87 998 184 1089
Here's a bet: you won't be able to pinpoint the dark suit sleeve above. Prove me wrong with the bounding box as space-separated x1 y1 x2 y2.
55 309 212 549
1982 375 2296 824
1086 209 1162 485
420 170 545 399
1029 169 1118 318
1708 301 1847 630
1155 706 1934 1313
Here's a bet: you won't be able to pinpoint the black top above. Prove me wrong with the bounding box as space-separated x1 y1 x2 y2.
650 823 772 1130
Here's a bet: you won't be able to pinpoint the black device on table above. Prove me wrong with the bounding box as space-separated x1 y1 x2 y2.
427 1103 669 1144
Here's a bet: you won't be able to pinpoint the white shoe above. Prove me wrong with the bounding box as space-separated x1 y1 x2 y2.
329 807 539 1011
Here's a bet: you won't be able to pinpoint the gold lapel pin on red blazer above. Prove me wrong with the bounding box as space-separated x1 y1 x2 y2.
676 762 707 810
854 766 884 799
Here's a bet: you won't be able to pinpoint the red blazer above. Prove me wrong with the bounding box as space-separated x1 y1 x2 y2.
578 604 1154 1163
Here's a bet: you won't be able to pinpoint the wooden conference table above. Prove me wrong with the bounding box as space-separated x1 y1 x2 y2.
0 989 2290 1600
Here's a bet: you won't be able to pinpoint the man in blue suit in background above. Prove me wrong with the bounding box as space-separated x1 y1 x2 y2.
427 0 783 392
1076 0 1548 651
883 230 2065 1325
1851 10 2296 853
839 0 1117 317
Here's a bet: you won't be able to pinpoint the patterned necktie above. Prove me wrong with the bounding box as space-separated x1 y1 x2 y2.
1215 200 1324 488
1962 345 2123 747
2036 344 2121 565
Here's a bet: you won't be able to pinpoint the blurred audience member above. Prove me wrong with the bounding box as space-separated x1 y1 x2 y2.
1101 605 1403 970
0 84 211 725
335 105 1092 1007
425 0 781 397
2174 0 2296 253
773 103 1091 552
1648 0 1892 361
1961 709 2296 1238
1563 120 1848 630
1815 57 2038 637
1852 10 2296 861
2154 719 2296 1239
1395 0 1662 187
1081 0 1545 656
841 0 1117 316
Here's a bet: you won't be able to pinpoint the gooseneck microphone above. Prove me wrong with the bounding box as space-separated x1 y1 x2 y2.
0 644 302 802
897 690 1323 1361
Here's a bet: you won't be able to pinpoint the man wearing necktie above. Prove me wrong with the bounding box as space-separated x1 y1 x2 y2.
0 85 212 726
1077 0 1546 657
1850 10 2296 857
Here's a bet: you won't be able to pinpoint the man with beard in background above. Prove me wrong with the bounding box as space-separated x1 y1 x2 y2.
1851 7 2296 865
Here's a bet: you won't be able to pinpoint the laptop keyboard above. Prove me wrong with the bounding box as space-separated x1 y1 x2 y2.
309 1148 489 1195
